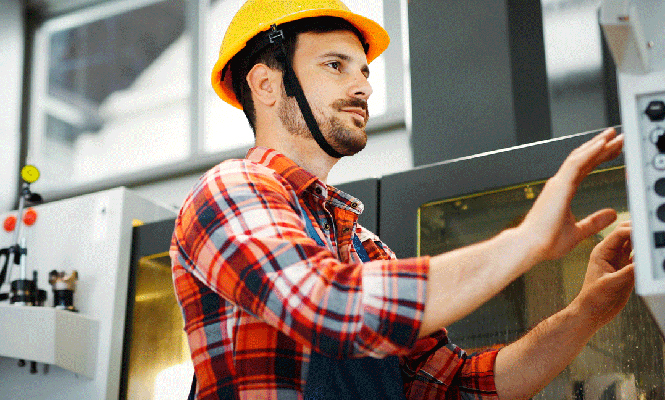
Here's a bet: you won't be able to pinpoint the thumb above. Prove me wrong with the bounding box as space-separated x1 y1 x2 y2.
576 209 617 240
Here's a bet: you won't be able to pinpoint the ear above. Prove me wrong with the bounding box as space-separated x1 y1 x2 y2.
246 63 280 107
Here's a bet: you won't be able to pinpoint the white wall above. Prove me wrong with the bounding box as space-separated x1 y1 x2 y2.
0 0 23 212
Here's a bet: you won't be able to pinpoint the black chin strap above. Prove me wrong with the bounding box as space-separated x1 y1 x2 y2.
269 25 344 159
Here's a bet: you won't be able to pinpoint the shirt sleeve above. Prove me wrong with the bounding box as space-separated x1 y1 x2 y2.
171 161 429 359
401 330 500 400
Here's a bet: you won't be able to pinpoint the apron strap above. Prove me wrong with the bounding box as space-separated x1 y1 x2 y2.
303 208 370 263
187 205 397 400
301 207 406 400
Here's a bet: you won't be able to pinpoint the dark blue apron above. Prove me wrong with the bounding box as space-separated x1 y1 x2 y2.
301 214 406 400
187 214 405 400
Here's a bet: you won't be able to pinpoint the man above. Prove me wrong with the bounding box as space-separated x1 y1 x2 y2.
171 0 634 399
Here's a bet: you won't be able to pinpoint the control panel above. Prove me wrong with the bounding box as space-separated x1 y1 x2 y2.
601 0 665 335
638 95 665 279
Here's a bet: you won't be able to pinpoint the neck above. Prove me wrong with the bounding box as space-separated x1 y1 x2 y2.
255 130 339 184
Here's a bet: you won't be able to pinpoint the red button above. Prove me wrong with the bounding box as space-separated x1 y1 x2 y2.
3 215 16 232
23 209 37 226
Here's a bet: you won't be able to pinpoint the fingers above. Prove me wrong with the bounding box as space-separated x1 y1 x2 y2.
573 127 620 156
606 263 635 286
591 221 633 269
600 221 632 252
576 208 618 241
576 133 623 180
559 128 624 187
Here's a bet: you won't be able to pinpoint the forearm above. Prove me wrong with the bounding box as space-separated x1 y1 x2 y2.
493 301 597 400
419 226 544 337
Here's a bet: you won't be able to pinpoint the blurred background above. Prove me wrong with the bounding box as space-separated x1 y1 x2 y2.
1 0 618 213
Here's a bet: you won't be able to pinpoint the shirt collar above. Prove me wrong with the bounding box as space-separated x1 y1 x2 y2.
246 147 321 196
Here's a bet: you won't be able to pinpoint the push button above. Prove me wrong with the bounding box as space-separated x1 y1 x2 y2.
646 100 665 121
658 204 665 222
657 130 665 153
651 127 665 149
655 178 665 197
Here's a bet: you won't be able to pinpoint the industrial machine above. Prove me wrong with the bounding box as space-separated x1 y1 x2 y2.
0 185 175 400
600 0 665 336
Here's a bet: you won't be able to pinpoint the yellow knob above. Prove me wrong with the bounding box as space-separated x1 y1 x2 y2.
21 165 40 183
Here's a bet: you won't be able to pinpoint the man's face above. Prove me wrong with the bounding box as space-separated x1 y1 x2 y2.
278 30 372 156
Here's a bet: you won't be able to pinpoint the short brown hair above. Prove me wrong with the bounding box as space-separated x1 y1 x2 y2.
228 17 366 132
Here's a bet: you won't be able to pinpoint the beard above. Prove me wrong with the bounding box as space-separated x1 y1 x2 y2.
278 93 368 156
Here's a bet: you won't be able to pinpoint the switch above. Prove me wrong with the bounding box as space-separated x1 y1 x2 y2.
646 100 665 121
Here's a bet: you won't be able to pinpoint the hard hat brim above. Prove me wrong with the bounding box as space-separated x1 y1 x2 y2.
211 8 390 109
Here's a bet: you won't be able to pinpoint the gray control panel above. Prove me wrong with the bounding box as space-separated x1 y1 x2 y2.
601 0 665 335
639 95 665 278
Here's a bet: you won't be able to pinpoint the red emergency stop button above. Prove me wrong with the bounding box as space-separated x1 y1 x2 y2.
23 208 37 226
3 215 16 232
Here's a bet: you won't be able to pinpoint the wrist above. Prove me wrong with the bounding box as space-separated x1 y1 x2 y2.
563 296 602 339
510 223 549 267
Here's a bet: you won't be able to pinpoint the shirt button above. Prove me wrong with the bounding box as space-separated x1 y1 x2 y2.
323 223 330 231
315 187 323 195
351 202 358 208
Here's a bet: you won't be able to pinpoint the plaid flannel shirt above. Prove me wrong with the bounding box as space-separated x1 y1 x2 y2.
171 147 500 399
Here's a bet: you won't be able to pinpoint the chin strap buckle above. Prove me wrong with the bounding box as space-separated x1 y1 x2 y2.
268 24 285 44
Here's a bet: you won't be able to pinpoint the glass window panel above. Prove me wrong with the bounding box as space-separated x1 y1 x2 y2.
204 0 389 153
29 0 189 190
419 167 665 399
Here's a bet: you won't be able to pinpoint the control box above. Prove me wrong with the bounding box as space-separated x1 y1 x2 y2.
601 0 665 335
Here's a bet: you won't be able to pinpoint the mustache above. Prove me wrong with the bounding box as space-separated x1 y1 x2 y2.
332 98 369 117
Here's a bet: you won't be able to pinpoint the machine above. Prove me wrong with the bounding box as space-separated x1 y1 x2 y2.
0 185 175 400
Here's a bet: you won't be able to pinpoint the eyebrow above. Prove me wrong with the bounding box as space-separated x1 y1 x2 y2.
321 52 370 77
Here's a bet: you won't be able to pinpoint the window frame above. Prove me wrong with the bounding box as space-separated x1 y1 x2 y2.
26 0 407 201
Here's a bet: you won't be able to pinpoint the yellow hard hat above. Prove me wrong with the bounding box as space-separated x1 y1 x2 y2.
211 0 390 109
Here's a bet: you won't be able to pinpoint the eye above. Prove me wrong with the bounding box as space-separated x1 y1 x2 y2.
326 61 342 71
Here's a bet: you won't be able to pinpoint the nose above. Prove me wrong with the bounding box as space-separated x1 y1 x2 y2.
348 70 373 100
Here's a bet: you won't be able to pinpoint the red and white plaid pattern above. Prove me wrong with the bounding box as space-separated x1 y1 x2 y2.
171 147 499 399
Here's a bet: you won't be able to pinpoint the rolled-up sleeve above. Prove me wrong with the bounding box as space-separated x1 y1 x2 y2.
172 160 429 359
401 330 500 399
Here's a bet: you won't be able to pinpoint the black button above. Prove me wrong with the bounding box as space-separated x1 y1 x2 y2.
656 231 665 248
658 135 665 153
351 202 358 208
656 178 665 196
315 187 323 195
658 204 665 222
646 100 665 121
323 223 330 231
